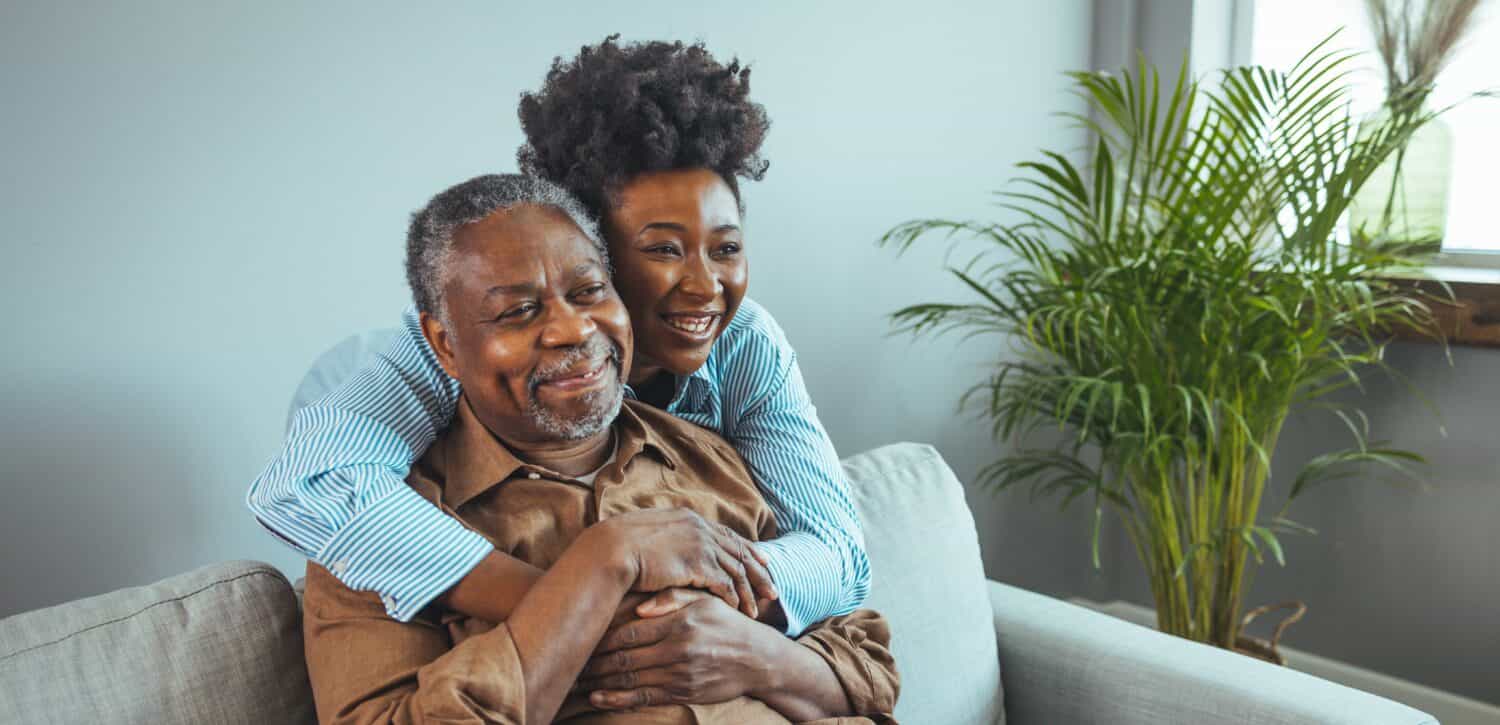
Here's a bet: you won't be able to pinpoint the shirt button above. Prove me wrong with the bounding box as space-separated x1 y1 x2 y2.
330 561 349 576
526 472 541 480
381 594 398 612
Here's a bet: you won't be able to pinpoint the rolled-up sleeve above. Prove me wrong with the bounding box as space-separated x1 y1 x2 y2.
247 306 492 621
795 609 900 723
302 563 530 725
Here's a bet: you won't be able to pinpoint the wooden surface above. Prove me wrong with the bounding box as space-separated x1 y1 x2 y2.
1392 276 1500 348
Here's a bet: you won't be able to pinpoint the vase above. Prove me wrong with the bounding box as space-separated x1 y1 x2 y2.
1348 110 1454 243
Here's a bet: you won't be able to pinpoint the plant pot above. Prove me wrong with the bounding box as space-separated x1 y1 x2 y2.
1232 601 1307 666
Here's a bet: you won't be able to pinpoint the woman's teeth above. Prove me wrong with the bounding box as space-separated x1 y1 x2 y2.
665 315 715 334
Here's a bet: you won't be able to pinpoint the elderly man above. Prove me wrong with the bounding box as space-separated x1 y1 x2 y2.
301 174 898 724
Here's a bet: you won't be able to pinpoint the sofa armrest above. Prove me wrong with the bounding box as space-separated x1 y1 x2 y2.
988 580 1437 725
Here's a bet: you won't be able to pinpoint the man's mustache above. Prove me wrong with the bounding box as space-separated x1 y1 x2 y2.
528 336 623 394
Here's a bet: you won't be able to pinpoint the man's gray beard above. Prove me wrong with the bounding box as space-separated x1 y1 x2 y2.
527 337 625 441
529 378 623 440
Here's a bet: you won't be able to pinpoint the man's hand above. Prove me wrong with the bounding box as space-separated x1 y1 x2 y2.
633 586 782 626
599 509 777 619
606 591 657 630
577 593 782 710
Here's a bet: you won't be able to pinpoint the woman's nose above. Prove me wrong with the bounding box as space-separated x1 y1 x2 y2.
678 254 722 301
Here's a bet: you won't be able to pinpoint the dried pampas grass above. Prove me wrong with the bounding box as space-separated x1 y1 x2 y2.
1364 0 1487 102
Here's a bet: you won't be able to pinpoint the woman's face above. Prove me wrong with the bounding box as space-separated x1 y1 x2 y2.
604 168 748 384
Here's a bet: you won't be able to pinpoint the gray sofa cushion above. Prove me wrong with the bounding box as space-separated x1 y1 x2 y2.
0 560 314 725
845 442 1005 724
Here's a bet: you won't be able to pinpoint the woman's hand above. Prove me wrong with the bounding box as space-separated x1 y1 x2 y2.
598 508 777 619
577 591 781 710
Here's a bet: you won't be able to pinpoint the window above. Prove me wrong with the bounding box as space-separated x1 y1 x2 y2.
1250 0 1500 260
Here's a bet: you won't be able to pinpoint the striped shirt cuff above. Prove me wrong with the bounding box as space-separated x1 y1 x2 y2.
754 531 847 637
315 484 493 622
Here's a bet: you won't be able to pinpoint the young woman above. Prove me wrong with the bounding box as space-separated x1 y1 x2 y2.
247 37 868 639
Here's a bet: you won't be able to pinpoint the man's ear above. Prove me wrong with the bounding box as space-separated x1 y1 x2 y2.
419 310 462 380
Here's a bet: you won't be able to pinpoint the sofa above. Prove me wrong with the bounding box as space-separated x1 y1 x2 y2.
0 439 1438 724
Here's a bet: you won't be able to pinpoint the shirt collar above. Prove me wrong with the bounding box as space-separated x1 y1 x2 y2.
624 367 713 413
684 365 714 391
436 396 678 510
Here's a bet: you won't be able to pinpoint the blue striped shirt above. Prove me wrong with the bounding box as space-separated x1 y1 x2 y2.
246 297 870 635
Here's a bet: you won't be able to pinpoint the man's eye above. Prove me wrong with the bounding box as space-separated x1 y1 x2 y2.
498 303 537 321
574 283 607 301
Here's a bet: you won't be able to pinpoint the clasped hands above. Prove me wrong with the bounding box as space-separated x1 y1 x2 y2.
577 509 786 711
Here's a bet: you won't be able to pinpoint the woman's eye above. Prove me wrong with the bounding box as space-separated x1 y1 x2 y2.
714 242 742 257
645 244 681 256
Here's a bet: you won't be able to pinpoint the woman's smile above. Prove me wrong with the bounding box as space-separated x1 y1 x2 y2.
661 310 723 340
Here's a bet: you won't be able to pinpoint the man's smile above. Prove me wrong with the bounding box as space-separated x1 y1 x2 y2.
536 357 613 392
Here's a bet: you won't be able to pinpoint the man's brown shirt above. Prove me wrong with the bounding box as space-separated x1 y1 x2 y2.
303 397 898 724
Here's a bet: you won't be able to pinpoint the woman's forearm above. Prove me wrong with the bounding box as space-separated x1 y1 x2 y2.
248 309 475 623
440 550 545 622
748 628 853 721
504 526 635 723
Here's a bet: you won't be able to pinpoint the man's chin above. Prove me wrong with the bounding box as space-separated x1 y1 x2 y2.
529 384 624 441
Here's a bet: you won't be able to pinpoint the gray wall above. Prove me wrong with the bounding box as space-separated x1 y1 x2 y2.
0 0 1095 618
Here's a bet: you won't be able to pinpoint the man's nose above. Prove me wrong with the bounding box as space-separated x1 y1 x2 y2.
539 302 597 348
678 253 722 301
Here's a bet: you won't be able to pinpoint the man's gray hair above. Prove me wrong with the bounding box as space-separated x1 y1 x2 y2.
405 173 605 322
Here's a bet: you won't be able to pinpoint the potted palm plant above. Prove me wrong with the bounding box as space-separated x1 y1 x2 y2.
881 40 1445 654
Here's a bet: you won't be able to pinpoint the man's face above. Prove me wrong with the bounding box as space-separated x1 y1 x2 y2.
421 204 632 444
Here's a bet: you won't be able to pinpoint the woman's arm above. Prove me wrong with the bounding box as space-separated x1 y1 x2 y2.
250 308 770 623
712 299 872 635
248 307 491 621
255 300 864 633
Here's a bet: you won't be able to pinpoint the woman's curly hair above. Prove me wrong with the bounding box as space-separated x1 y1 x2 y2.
517 35 770 218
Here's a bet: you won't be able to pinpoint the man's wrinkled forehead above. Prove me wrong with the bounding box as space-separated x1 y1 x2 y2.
478 260 605 299
448 210 605 296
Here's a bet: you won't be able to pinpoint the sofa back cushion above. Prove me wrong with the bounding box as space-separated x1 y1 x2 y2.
845 442 1005 724
0 560 315 725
